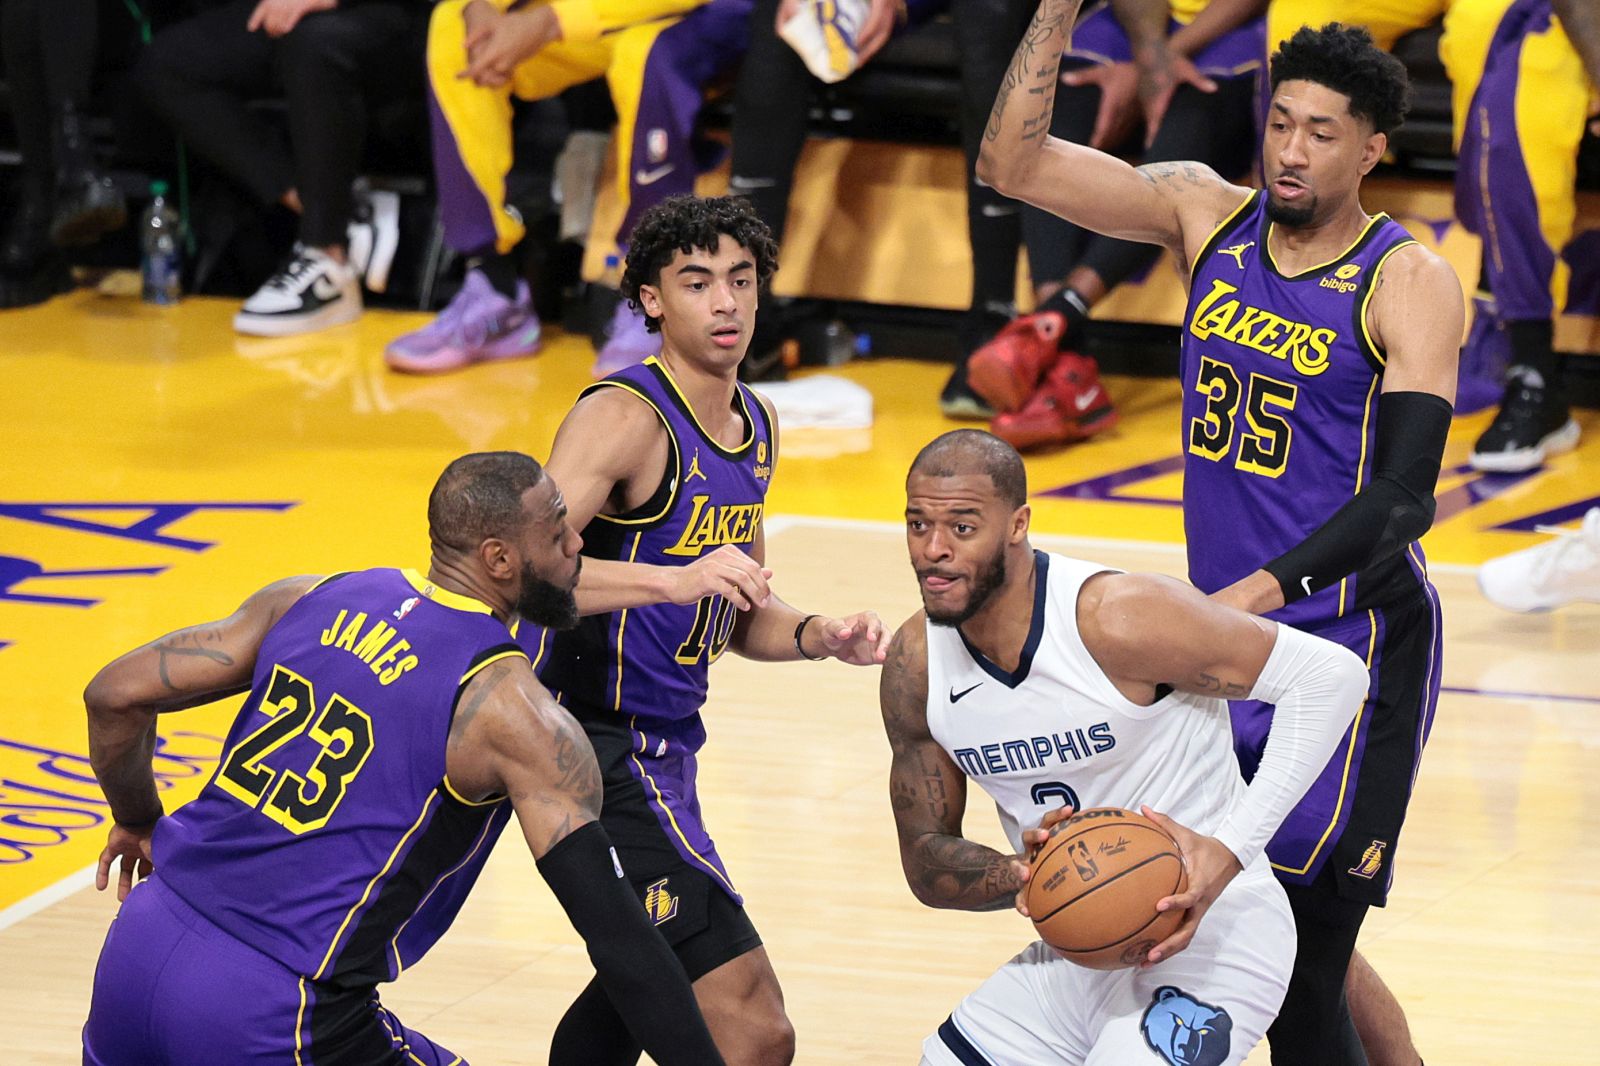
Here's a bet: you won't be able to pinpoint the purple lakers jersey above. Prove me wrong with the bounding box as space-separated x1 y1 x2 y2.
1181 191 1427 627
529 356 774 751
153 568 522 986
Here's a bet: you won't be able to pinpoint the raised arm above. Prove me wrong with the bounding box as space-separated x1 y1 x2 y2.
976 0 1248 256
1213 245 1463 615
547 388 773 617
445 659 725 1066
879 617 1026 911
1080 572 1367 961
84 575 318 896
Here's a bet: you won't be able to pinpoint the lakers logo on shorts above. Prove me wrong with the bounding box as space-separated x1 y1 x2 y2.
1348 840 1387 880
1141 986 1233 1066
644 878 680 925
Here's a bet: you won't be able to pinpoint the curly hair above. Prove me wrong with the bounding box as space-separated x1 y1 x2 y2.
1270 24 1411 135
620 195 779 334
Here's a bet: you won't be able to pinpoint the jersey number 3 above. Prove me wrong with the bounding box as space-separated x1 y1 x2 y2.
1188 356 1299 478
216 664 375 834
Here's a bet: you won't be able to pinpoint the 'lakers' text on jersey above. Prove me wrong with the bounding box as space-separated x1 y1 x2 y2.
154 568 523 986
1182 191 1429 627
926 552 1262 869
528 356 774 753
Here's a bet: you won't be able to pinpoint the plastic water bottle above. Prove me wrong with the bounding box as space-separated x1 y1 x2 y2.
140 180 182 305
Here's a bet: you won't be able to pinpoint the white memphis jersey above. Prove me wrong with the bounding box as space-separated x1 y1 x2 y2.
926 551 1254 862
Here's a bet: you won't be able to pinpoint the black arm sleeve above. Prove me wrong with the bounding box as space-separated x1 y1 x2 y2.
536 822 726 1066
1263 391 1452 604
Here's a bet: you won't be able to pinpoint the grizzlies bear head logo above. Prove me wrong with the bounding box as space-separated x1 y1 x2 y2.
1140 986 1232 1066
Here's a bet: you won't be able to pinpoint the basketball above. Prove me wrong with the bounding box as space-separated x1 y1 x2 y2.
1023 807 1188 970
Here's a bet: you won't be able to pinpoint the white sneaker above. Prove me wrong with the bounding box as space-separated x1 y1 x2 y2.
347 187 400 293
1478 507 1600 611
234 244 361 337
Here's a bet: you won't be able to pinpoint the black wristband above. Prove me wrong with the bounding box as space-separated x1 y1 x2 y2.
794 614 826 661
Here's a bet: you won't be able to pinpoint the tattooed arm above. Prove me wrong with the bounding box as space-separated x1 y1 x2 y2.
976 0 1248 258
880 616 1027 911
444 658 725 1065
84 575 317 828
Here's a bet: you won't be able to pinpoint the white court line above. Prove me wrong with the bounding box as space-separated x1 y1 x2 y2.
0 862 99 932
765 513 1479 575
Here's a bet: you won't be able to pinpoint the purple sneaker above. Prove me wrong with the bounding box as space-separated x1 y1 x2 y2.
1457 294 1511 414
385 269 541 374
592 300 658 379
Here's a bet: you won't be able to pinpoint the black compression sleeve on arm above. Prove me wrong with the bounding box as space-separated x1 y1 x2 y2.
537 822 725 1066
1263 391 1452 604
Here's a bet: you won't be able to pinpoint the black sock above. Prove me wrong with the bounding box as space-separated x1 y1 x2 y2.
1037 287 1091 349
1506 319 1560 388
469 250 520 300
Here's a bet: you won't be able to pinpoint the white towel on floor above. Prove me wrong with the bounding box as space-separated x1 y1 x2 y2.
754 375 874 430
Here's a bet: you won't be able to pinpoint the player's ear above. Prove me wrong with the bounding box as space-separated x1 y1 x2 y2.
637 282 663 323
1010 504 1031 543
478 536 515 581
1358 130 1386 176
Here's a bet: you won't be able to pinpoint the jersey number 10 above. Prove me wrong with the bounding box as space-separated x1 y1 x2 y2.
1188 356 1300 478
674 595 738 665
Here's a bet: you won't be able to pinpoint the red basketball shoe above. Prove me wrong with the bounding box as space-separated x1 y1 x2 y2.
965 311 1067 413
990 352 1118 450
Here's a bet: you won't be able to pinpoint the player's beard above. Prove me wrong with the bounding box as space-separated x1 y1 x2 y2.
516 556 580 630
925 547 1007 628
1265 189 1317 228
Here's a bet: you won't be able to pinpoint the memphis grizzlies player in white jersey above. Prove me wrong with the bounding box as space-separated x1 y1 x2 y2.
879 431 1368 1066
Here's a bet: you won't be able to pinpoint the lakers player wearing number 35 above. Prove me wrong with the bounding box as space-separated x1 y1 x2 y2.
980 7 1462 1066
879 431 1369 1066
521 195 889 1066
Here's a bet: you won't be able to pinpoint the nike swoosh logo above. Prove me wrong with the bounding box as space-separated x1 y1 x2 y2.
1073 390 1099 412
312 276 342 300
1301 576 1314 596
634 164 675 186
950 683 983 703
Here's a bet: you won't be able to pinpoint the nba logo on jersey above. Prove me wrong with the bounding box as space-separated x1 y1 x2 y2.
1141 986 1233 1066
393 596 419 621
1348 840 1387 879
644 878 679 925
647 128 669 164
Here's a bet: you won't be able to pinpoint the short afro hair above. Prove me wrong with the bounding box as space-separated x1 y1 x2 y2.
1270 24 1411 136
908 430 1028 510
620 195 779 334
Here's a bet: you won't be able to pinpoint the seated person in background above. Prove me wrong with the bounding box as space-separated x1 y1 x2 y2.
384 0 751 377
953 0 1267 449
136 0 423 336
1 0 129 308
729 0 1037 387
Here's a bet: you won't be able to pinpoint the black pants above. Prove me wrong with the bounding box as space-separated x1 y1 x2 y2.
729 0 1035 322
134 0 418 248
1 0 98 194
1022 69 1257 296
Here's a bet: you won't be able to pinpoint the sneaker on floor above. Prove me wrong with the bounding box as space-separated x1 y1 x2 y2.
1478 507 1600 612
346 185 400 293
1456 295 1510 415
990 352 1117 450
593 299 657 379
966 311 1066 414
385 269 541 374
234 244 362 337
1469 369 1580 472
940 362 995 420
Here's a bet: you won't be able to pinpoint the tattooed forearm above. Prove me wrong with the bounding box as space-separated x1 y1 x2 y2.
906 834 1023 911
154 626 235 691
1194 670 1252 698
981 0 1082 163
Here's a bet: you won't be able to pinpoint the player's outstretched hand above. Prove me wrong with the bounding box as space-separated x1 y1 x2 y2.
670 545 772 611
1138 805 1242 967
97 820 157 902
812 610 891 665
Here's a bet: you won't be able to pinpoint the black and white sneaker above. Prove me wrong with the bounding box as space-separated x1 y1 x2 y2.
233 244 361 336
1469 368 1580 472
346 184 400 293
